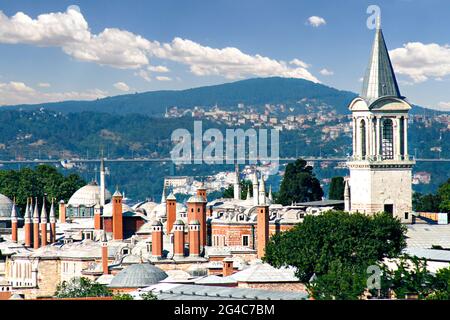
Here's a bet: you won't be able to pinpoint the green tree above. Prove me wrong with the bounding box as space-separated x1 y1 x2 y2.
140 291 158 300
307 260 368 300
264 211 406 283
55 277 112 298
276 159 323 205
328 176 345 200
413 192 441 212
377 255 435 299
0 165 85 214
113 293 134 300
437 179 450 213
222 180 253 199
427 267 450 300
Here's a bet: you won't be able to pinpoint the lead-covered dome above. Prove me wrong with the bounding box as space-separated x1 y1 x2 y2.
67 181 111 207
0 194 14 218
108 263 168 288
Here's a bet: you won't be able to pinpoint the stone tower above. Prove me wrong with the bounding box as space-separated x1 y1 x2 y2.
346 18 415 223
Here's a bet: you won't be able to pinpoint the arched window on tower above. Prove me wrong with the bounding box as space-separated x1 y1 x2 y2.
360 119 366 158
382 119 394 160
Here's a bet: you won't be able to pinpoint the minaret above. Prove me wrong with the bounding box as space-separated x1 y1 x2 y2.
246 186 251 201
11 199 18 243
268 185 273 203
100 157 106 207
233 164 241 200
347 16 414 223
252 169 259 206
161 186 166 204
258 175 266 205
33 198 40 249
40 197 48 247
49 198 56 243
24 198 32 247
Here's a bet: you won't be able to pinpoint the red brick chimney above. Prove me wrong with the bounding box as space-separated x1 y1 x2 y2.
40 197 48 247
101 232 109 275
151 221 163 259
223 258 234 277
49 199 56 243
10 199 18 243
59 200 66 223
94 202 102 230
24 198 32 247
166 193 177 236
188 220 200 257
33 198 40 249
187 194 206 248
173 220 185 258
196 185 207 202
257 204 269 259
112 189 123 240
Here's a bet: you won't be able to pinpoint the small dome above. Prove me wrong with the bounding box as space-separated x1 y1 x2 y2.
68 182 111 207
108 263 168 288
187 195 205 203
0 194 14 218
102 202 134 215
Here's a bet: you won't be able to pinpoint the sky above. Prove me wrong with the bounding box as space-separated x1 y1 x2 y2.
0 0 450 110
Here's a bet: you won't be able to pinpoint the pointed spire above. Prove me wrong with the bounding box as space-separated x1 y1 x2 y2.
33 197 39 220
49 198 56 223
361 17 401 103
11 199 17 219
24 198 30 219
161 187 166 204
268 185 273 202
40 197 47 222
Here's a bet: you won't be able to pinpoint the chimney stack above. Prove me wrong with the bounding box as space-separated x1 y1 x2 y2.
59 200 66 223
40 197 48 247
166 193 177 236
151 221 163 259
94 202 102 230
188 220 200 257
173 220 185 258
187 193 207 249
10 199 18 243
222 258 234 277
112 189 123 240
196 183 207 202
24 198 32 247
101 232 109 275
256 204 269 259
49 199 56 243
33 198 40 249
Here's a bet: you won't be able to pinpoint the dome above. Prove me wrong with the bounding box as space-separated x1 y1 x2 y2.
68 182 111 207
108 263 168 288
0 194 14 218
133 201 158 214
103 201 134 215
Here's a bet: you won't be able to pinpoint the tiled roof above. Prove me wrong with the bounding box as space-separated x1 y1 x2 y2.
229 262 299 283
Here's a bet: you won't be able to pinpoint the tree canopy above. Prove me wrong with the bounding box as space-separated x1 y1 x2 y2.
328 176 345 200
55 277 112 298
0 164 85 214
413 178 450 213
276 159 323 205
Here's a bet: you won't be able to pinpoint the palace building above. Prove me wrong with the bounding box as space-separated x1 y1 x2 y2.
345 18 415 223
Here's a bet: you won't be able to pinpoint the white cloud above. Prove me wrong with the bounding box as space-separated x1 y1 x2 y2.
155 76 171 81
0 81 107 105
437 102 450 111
148 65 170 73
134 69 151 82
150 37 319 82
390 42 450 83
306 16 326 27
38 82 51 88
113 82 130 92
0 6 319 83
319 68 334 76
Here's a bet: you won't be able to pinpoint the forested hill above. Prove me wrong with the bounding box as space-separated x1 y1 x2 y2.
1 77 358 116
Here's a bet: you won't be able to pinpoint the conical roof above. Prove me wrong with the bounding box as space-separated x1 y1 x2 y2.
361 18 401 104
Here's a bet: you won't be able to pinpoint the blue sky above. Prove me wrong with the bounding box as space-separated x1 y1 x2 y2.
0 0 450 110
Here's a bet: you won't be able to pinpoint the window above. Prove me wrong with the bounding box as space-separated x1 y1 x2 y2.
242 235 249 247
382 119 394 160
360 119 366 158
